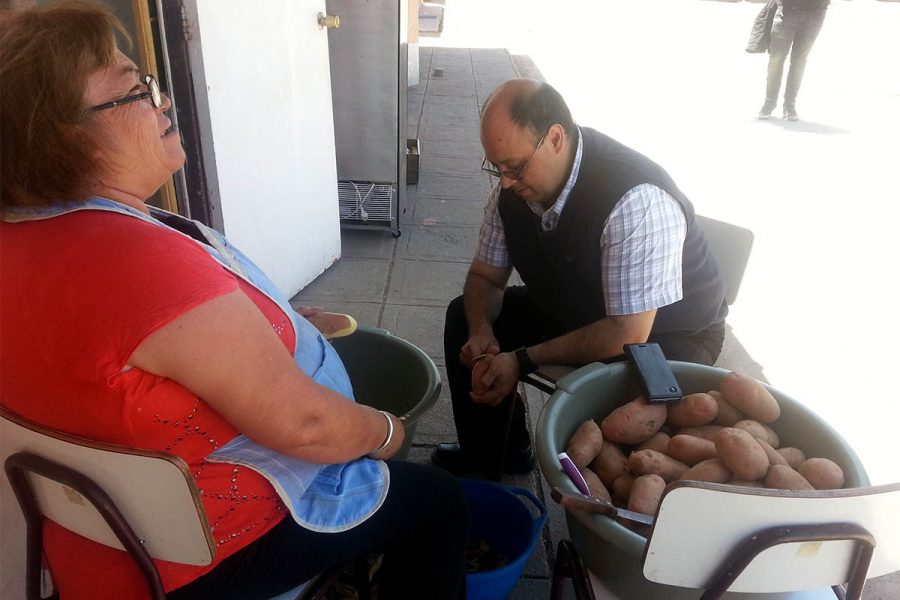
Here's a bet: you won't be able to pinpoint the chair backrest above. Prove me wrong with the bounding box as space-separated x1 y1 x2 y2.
0 408 215 567
643 480 900 595
695 214 754 306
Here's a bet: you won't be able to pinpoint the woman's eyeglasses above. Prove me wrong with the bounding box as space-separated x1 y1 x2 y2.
91 74 162 113
480 133 546 181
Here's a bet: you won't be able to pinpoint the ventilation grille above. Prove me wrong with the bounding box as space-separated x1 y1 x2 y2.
338 181 395 224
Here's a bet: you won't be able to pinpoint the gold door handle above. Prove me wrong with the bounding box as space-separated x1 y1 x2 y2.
318 13 340 29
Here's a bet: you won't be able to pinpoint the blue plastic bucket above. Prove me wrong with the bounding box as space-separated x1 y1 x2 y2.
462 480 547 600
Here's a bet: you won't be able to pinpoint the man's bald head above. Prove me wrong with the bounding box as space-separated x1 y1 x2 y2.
481 79 576 141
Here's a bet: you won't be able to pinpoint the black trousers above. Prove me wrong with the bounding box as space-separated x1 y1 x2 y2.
168 461 469 600
443 287 725 460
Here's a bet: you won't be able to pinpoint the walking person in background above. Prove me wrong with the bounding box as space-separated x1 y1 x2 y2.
756 0 830 121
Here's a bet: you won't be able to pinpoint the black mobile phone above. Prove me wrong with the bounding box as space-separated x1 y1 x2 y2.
624 343 683 403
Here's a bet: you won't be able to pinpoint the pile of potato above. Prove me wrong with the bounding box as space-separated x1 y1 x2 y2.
563 371 846 532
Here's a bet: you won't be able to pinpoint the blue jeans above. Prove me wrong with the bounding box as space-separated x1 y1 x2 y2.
765 5 827 105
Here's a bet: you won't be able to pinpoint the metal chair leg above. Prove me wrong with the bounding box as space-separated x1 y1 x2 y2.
550 540 595 600
700 522 875 600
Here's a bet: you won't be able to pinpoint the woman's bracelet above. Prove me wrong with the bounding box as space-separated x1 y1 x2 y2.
368 410 394 457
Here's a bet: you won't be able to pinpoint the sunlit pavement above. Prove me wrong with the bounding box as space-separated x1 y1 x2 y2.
424 0 900 487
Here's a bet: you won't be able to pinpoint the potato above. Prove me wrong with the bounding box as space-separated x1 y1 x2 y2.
715 428 770 481
636 432 670 454
710 390 744 426
580 467 613 501
766 465 814 490
666 434 718 466
729 479 766 488
628 474 666 516
719 371 781 423
777 447 807 470
600 396 667 444
680 458 732 483
676 424 724 442
666 393 718 428
565 419 604 468
589 442 629 487
756 438 788 467
628 449 690 483
733 419 780 448
611 474 634 506
797 458 845 490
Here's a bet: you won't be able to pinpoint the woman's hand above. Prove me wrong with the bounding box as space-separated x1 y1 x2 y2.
366 411 406 461
294 305 322 318
295 306 357 340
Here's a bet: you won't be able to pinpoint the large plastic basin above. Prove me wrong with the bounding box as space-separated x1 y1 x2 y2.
535 361 870 599
331 326 440 460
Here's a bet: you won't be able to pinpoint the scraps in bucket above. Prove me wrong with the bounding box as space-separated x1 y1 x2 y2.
465 539 509 573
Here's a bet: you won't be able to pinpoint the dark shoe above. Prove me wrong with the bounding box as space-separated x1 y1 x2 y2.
757 100 776 119
783 104 799 121
431 442 536 477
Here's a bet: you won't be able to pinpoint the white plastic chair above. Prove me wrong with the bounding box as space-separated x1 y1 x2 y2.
0 407 368 600
550 479 900 600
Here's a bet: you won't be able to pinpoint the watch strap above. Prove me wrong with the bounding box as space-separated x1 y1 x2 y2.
515 347 536 375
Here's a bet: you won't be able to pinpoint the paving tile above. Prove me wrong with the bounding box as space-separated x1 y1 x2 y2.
507 577 552 600
386 259 468 306
417 138 486 159
469 47 514 63
379 302 447 360
419 114 481 143
426 78 477 98
338 228 398 260
415 172 490 201
510 53 546 80
397 225 480 262
715 323 767 381
415 153 482 177
412 198 487 228
292 257 390 304
422 93 481 118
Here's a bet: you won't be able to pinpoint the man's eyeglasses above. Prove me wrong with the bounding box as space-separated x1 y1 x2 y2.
91 74 162 113
481 133 546 181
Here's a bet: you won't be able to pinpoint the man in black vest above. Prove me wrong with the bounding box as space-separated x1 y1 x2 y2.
431 79 728 477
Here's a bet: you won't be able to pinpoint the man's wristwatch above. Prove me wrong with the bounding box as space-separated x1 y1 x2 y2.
515 347 537 375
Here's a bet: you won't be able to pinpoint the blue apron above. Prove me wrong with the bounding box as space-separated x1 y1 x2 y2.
2 197 388 533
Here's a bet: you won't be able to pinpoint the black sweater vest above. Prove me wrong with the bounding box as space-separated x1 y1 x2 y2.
498 127 726 335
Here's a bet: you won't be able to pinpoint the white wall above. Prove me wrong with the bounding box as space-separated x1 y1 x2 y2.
194 0 342 298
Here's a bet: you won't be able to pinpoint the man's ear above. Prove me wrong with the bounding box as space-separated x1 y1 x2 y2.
548 123 566 154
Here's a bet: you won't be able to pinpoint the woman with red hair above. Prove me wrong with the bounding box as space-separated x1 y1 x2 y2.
0 2 469 598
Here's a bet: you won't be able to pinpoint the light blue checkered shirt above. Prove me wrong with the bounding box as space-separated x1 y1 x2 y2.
475 127 686 316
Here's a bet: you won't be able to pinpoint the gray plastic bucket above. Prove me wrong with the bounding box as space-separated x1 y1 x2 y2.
330 326 440 460
535 361 870 599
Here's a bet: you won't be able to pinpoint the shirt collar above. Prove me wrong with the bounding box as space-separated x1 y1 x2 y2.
527 126 583 229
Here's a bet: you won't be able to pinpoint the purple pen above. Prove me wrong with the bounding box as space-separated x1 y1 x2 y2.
558 451 591 496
